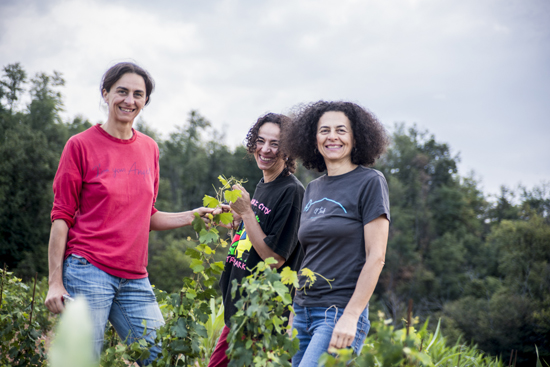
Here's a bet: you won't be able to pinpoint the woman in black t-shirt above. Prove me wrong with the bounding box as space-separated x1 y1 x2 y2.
283 101 391 367
208 113 305 367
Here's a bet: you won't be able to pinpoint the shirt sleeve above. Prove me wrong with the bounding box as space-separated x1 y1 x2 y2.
150 144 160 216
359 172 391 226
262 187 303 261
51 138 84 228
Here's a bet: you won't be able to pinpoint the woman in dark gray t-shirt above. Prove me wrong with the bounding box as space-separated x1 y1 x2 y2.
283 101 391 367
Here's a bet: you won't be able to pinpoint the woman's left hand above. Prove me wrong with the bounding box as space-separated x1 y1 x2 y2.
229 184 252 216
329 313 358 350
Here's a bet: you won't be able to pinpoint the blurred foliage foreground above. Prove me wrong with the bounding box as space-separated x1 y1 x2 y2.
1 63 550 365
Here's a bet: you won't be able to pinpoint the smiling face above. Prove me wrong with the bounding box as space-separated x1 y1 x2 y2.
254 122 285 178
316 111 355 166
102 72 147 125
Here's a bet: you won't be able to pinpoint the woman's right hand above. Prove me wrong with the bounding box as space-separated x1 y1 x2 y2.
45 282 69 314
213 204 242 230
193 207 215 217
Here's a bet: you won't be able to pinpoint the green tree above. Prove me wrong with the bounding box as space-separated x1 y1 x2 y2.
0 66 69 278
0 65 90 279
0 63 27 112
488 186 521 223
444 212 550 365
377 124 487 318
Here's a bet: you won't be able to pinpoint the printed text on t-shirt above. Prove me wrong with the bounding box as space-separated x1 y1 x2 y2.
304 198 347 214
226 255 246 270
250 199 271 215
92 162 152 179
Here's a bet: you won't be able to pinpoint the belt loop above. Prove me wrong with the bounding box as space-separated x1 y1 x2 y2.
325 305 339 327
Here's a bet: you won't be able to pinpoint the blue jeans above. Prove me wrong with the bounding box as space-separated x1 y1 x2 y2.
62 255 164 366
291 303 370 367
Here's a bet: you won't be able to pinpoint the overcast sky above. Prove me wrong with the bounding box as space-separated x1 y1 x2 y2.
1 0 548 196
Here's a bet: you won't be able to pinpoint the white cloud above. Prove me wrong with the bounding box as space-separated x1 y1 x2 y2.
0 0 548 195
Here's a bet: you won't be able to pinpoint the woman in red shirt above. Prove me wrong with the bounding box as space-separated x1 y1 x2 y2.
45 62 213 366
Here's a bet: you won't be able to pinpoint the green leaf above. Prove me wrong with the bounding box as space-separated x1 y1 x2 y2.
185 247 202 259
217 212 234 225
185 289 197 299
204 277 216 288
173 318 188 338
536 345 543 367
211 261 225 274
203 195 220 208
218 175 229 188
195 324 209 338
224 189 242 203
190 259 205 273
190 259 203 268
280 266 299 288
192 265 205 274
272 281 289 301
434 352 461 367
425 318 441 352
192 212 206 233
200 228 219 244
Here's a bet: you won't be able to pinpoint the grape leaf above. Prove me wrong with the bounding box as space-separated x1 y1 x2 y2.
192 212 206 233
199 228 219 244
217 212 233 225
203 195 219 208
218 175 229 188
280 266 299 288
224 189 242 203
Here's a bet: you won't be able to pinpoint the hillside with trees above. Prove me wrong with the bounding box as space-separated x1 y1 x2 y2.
0 63 548 366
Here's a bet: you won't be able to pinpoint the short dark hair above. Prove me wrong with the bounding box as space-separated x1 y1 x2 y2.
100 62 155 105
283 101 389 172
245 113 297 176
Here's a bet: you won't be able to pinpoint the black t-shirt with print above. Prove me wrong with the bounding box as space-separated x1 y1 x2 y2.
219 173 305 326
294 166 390 308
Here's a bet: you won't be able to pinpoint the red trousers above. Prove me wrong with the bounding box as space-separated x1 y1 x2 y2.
207 325 230 367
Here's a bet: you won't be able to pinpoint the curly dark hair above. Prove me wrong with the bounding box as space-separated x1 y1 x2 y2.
245 113 297 176
282 101 389 172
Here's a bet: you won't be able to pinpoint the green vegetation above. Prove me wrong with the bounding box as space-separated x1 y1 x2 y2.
227 258 299 367
0 267 512 367
1 63 549 366
0 269 51 366
319 312 506 367
376 125 550 365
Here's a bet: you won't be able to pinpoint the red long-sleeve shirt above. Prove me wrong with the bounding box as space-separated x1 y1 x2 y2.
51 124 159 279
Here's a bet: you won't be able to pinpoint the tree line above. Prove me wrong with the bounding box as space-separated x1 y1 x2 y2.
0 63 548 366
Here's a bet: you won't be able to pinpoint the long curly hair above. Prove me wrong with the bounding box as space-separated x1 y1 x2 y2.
245 113 297 176
282 101 389 172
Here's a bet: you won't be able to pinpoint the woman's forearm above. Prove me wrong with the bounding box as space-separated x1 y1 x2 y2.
342 254 385 318
45 219 70 314
329 215 389 350
343 216 389 317
240 209 285 268
150 207 218 231
150 210 195 231
48 219 69 286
